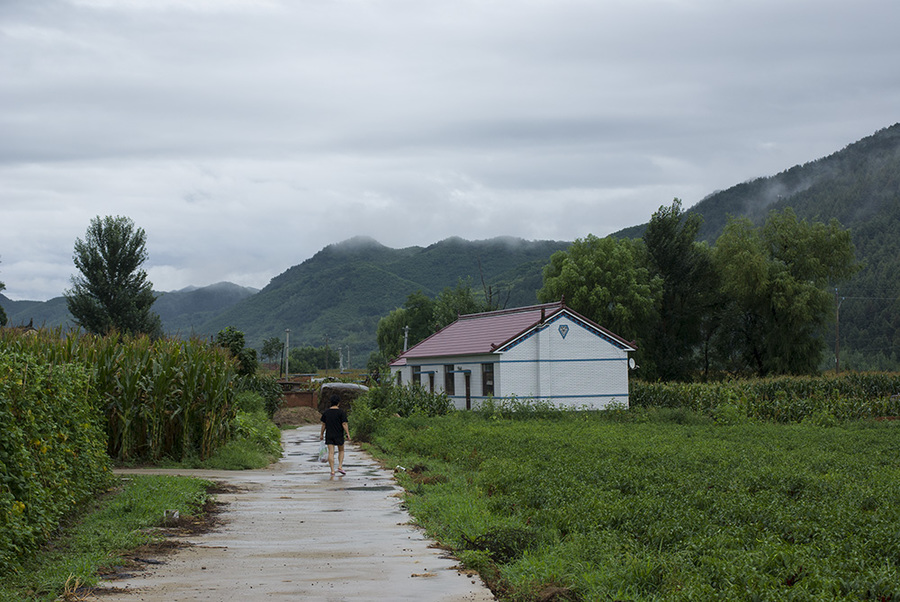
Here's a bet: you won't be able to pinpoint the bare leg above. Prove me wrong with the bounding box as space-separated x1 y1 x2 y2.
337 444 345 471
327 444 335 474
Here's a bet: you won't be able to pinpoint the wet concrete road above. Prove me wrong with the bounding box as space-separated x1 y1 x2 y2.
89 425 496 602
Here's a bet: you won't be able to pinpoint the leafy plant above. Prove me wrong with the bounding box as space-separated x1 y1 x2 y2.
0 349 112 576
365 410 900 601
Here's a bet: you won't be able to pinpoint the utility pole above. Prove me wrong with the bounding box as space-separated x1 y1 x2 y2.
835 288 841 375
403 325 410 352
284 329 290 377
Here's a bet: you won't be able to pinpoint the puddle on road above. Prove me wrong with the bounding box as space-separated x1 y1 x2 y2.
344 486 396 492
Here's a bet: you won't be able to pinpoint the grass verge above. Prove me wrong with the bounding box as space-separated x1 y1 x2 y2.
0 475 216 602
363 407 900 601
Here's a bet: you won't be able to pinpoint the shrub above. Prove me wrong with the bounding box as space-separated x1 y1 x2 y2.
235 373 283 417
361 381 453 418
0 350 112 575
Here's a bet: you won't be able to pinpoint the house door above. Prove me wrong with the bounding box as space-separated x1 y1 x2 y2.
464 372 471 410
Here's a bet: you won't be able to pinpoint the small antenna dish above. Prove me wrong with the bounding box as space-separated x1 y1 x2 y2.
628 358 637 370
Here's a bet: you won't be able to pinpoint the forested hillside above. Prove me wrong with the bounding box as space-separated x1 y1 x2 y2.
0 282 257 336
615 123 900 370
197 236 571 362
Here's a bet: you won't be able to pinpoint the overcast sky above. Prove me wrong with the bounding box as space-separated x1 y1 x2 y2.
2 0 899 301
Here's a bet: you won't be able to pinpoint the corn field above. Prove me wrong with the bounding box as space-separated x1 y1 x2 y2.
631 373 900 422
0 328 236 462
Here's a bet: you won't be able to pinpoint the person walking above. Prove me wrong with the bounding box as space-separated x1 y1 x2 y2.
319 395 350 476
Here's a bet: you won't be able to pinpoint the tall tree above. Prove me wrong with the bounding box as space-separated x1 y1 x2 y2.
65 215 162 337
0 258 7 327
538 234 660 369
216 326 258 376
260 336 283 364
376 291 435 360
376 282 494 360
431 278 493 332
712 209 859 376
643 200 719 380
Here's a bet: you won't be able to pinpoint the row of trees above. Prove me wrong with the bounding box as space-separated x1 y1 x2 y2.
375 278 500 362
538 201 859 380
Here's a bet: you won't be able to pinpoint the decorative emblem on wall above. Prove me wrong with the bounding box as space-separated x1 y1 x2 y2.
558 324 569 339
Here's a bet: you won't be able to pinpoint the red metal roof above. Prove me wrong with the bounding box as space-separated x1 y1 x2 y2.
399 302 561 360
392 301 634 364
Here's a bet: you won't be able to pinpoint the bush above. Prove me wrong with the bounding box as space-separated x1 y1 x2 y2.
361 381 453 418
235 374 283 417
234 391 265 414
476 396 571 421
0 350 113 575
350 382 453 442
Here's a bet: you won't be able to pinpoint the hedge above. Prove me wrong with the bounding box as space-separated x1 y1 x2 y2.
0 350 112 574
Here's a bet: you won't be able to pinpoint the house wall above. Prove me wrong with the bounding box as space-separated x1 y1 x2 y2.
391 354 496 410
499 314 630 409
390 313 631 411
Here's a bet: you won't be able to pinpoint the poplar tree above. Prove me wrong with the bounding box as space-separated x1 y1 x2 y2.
65 215 162 337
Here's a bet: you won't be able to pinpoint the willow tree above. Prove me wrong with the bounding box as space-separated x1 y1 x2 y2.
712 209 859 376
65 215 162 337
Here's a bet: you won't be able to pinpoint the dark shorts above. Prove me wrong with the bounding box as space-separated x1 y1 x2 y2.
325 435 344 446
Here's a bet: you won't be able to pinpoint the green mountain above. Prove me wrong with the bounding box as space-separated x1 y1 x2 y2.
0 237 570 366
1 282 258 335
614 123 900 369
153 282 259 336
195 236 571 362
0 295 75 330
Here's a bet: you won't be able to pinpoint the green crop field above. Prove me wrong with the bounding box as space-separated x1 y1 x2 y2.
365 408 900 601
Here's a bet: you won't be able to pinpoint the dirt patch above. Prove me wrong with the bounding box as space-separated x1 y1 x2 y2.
98 485 229 583
273 406 321 427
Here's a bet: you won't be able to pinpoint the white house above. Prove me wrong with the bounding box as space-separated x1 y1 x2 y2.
389 301 636 410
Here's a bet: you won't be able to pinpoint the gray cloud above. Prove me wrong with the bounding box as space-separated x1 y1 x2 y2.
2 0 899 300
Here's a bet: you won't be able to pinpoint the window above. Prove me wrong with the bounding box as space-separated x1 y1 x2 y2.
412 365 421 386
428 371 435 393
444 365 455 395
482 363 494 397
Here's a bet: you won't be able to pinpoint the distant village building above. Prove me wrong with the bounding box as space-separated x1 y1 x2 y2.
389 301 636 410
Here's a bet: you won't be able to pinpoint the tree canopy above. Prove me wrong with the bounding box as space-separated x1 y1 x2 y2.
260 336 283 364
64 216 162 337
534 202 859 380
643 200 719 380
537 234 659 356
711 209 860 376
215 326 258 376
376 279 497 360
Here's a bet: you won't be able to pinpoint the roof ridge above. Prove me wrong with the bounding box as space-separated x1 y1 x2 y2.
459 301 563 320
